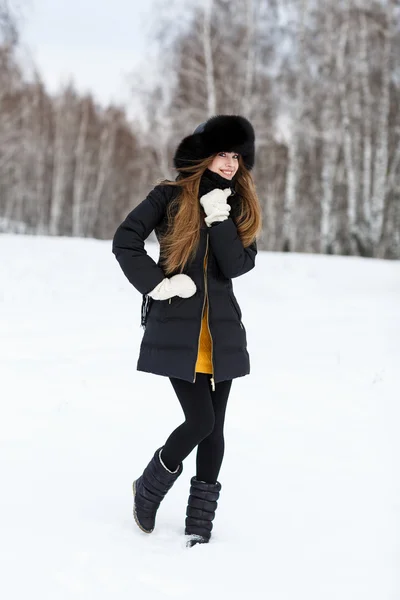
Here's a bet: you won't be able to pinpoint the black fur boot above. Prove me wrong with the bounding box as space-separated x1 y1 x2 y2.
132 446 183 533
185 476 222 547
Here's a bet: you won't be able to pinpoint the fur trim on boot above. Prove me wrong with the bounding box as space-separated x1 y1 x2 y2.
185 476 222 547
132 447 183 533
173 115 255 172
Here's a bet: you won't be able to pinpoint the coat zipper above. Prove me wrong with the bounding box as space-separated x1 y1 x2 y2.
206 239 215 391
193 234 215 391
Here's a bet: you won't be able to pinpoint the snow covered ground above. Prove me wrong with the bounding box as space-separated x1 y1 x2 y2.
1 233 399 600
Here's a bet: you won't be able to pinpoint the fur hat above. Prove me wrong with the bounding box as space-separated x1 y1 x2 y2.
173 114 255 171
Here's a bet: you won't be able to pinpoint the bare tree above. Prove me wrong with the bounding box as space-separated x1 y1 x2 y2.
370 0 394 254
0 0 18 47
49 86 78 235
282 0 309 252
1 0 399 258
319 4 340 253
203 0 216 116
337 16 358 253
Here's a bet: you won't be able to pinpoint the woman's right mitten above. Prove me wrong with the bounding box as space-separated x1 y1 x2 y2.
204 204 231 227
200 188 232 216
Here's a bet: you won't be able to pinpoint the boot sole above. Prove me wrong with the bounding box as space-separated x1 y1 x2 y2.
185 534 209 547
132 480 154 534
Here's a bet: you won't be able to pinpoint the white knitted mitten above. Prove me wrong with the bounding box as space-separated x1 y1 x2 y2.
200 188 232 214
204 206 231 227
148 273 197 300
200 188 232 226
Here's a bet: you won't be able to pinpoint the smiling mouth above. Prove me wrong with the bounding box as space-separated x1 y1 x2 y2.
221 170 233 175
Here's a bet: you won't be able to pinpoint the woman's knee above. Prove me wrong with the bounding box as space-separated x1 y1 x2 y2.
188 410 215 442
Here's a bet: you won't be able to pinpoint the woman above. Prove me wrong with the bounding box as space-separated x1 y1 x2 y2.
112 114 262 547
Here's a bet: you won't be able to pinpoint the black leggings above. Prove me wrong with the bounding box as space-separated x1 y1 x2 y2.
160 373 232 484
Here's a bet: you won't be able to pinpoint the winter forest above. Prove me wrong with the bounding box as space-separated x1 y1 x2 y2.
0 0 399 259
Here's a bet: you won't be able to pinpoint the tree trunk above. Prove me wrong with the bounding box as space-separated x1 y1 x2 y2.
202 0 216 117
282 0 308 252
336 19 358 253
371 0 393 253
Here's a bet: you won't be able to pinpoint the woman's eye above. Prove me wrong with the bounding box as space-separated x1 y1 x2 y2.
219 153 238 159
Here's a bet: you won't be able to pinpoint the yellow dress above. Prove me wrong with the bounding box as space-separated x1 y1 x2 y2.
194 253 213 374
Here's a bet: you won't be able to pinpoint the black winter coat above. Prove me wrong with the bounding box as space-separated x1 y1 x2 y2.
112 169 257 385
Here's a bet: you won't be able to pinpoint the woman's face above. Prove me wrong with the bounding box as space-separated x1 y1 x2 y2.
208 152 239 180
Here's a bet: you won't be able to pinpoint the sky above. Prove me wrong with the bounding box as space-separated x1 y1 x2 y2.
19 0 157 108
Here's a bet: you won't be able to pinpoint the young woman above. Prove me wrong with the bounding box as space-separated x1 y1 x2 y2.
112 114 262 547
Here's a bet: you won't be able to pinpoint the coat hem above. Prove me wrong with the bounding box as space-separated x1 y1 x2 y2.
136 364 250 384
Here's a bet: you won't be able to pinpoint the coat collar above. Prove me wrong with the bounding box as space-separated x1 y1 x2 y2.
199 169 241 223
173 169 241 222
199 168 236 197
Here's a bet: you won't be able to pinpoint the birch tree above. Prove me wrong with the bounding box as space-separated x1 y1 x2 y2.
359 10 373 233
1 0 399 257
72 97 93 237
49 87 78 235
370 0 394 253
337 17 358 253
319 5 340 253
282 0 309 252
203 0 216 117
0 0 18 47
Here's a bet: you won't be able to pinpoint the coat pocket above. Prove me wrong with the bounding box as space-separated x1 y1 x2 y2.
228 292 243 325
158 295 186 321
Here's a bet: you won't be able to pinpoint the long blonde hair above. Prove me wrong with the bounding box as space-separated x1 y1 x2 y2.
159 155 262 275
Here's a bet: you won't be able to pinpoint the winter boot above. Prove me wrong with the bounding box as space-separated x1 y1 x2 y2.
132 446 183 533
185 476 222 547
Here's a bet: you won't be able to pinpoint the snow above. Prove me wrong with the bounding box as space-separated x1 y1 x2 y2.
1 233 399 599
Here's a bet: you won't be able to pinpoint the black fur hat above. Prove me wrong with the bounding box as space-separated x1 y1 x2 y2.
173 114 255 171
